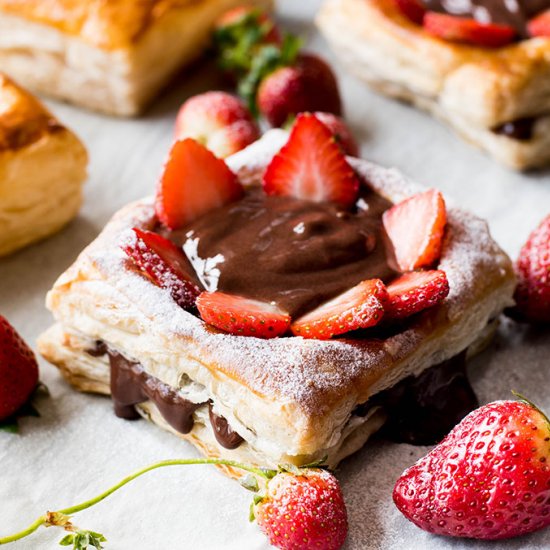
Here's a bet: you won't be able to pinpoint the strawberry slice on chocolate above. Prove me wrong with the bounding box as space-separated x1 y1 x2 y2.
123 228 201 310
291 279 388 339
383 188 447 272
528 9 550 37
263 113 360 208
196 292 291 338
423 13 517 48
155 138 243 230
385 270 449 320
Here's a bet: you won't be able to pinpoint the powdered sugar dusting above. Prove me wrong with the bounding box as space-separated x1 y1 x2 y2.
52 132 515 415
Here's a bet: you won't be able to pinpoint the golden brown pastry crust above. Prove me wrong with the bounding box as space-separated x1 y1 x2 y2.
0 0 194 50
0 73 87 256
317 0 550 169
0 74 64 151
38 130 515 467
0 0 272 115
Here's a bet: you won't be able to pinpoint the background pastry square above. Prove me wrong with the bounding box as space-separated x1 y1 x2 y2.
317 0 550 170
0 0 272 116
0 73 87 257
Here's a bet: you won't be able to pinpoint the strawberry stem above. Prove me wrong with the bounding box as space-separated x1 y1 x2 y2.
0 458 276 545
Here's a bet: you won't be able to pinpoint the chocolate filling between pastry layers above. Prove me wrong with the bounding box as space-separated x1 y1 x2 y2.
492 117 536 141
105 348 243 450
87 342 478 450
424 0 550 38
164 187 397 318
355 350 478 445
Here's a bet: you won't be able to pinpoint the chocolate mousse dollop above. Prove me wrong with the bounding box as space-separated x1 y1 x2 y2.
167 188 396 318
424 0 550 37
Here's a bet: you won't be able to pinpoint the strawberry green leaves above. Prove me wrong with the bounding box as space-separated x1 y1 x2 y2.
59 531 107 550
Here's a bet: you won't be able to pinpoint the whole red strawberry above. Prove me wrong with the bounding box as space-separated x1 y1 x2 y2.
313 112 359 157
254 468 348 550
511 214 550 324
0 316 39 420
174 92 259 158
393 399 550 540
257 53 342 127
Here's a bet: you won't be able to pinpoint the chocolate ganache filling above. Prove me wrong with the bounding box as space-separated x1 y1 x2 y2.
85 344 243 450
423 0 550 38
166 187 396 318
355 351 478 445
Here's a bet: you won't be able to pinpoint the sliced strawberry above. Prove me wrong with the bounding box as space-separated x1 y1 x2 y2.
155 138 243 230
385 270 449 320
196 292 291 338
291 279 388 339
383 189 447 272
123 228 201 310
423 13 517 48
528 9 550 37
263 114 359 208
395 0 426 25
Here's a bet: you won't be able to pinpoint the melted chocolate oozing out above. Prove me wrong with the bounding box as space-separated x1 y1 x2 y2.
86 340 108 357
423 0 550 38
87 345 244 449
89 342 477 450
166 188 397 318
356 350 478 445
208 402 244 449
109 351 203 433
492 117 535 141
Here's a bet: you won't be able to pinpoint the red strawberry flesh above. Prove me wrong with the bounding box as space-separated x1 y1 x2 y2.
123 228 201 310
395 0 427 25
257 53 342 128
383 188 447 272
423 12 517 48
393 399 550 540
0 316 39 420
196 292 291 338
155 138 243 230
386 269 449 320
255 469 348 550
263 113 360 208
528 9 550 37
291 279 388 339
174 91 259 158
512 214 550 323
313 111 360 157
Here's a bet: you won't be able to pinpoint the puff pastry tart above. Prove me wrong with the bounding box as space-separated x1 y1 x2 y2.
0 0 271 116
38 116 515 478
0 74 87 257
317 0 550 170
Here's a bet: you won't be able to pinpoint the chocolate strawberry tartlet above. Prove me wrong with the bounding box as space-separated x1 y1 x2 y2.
38 115 515 476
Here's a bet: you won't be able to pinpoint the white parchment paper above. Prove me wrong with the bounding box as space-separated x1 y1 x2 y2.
1 1 549 548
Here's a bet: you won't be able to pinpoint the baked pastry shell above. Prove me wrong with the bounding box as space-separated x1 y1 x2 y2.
39 130 516 463
317 0 550 169
0 73 87 256
0 0 273 116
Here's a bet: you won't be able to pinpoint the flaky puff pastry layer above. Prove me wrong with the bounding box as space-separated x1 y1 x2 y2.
39 130 515 467
317 0 550 170
0 0 272 116
0 74 87 257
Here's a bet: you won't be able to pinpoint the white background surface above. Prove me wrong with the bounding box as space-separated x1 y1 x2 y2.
1 1 549 548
